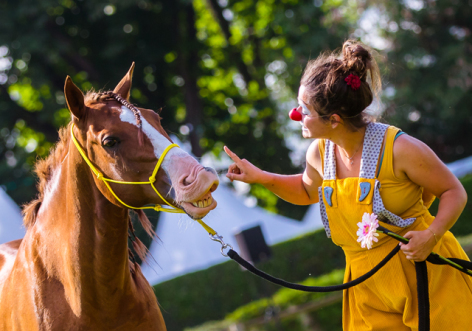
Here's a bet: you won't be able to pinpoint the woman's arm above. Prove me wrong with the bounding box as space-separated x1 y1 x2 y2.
224 141 322 205
393 135 467 261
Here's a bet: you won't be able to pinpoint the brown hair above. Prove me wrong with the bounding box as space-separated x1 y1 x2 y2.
300 40 382 130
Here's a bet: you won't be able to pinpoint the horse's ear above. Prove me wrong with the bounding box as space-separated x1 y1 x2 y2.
64 76 86 120
113 62 135 101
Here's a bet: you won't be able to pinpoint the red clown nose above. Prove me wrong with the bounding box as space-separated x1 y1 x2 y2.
289 108 302 121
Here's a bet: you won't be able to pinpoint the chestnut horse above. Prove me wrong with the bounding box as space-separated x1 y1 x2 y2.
0 64 219 330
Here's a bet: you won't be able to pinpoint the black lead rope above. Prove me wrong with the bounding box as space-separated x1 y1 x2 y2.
227 245 400 292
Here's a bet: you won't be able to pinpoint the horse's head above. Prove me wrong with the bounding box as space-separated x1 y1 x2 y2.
64 63 219 220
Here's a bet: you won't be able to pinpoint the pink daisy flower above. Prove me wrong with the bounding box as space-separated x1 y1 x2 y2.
357 213 380 250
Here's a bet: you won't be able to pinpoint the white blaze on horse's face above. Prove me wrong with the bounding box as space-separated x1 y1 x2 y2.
119 106 188 162
119 106 219 218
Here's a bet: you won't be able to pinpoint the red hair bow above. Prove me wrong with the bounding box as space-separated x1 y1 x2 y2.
345 74 361 90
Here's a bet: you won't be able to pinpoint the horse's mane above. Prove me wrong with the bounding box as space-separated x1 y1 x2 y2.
22 123 72 228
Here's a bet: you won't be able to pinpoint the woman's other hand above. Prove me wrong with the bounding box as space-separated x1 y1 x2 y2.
224 146 267 184
399 229 437 262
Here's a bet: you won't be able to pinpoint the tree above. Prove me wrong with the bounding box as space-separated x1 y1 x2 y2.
375 0 472 162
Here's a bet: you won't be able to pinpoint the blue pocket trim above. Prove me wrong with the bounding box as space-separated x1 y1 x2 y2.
359 182 371 202
324 187 333 207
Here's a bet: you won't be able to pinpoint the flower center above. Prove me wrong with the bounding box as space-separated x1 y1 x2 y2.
363 225 370 236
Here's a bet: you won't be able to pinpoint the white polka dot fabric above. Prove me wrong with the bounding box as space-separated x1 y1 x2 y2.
318 187 332 238
360 123 389 179
373 180 416 227
323 140 337 180
318 122 415 238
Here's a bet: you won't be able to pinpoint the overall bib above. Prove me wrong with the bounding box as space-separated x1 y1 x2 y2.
318 123 472 330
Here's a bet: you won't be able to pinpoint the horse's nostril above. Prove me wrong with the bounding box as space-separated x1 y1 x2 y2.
209 182 218 193
183 177 192 186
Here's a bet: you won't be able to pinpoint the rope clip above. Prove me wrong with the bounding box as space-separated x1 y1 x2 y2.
209 233 233 257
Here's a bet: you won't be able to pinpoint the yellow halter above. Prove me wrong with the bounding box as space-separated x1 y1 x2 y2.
70 124 217 235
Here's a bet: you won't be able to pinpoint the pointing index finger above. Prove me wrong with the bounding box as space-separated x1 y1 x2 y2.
224 146 242 163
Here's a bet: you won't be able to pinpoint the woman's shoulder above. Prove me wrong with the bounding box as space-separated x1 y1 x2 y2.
391 131 442 180
306 139 323 176
392 132 426 158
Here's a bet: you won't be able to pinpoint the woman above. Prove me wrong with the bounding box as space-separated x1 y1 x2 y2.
224 40 472 330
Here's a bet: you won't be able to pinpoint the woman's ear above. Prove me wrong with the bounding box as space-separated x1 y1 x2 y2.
64 76 86 120
330 114 342 128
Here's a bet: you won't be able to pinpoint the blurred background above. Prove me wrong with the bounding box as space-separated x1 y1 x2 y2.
1 0 472 330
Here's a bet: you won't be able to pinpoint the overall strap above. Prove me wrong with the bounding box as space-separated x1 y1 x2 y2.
359 122 389 179
323 140 337 180
319 139 336 237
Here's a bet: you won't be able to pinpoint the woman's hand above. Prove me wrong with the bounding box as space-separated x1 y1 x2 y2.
224 146 267 184
399 229 437 262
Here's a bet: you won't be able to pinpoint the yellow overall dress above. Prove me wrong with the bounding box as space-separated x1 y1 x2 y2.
318 123 472 330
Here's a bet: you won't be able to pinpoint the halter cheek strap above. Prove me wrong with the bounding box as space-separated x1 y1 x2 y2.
70 123 184 214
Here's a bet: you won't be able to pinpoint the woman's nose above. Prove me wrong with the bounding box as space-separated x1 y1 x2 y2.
289 108 302 121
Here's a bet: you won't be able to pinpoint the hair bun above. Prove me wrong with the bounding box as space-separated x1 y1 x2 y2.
342 40 372 79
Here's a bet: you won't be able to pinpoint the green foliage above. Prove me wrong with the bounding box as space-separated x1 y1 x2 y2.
429 174 472 236
377 0 472 162
186 270 345 331
225 269 344 322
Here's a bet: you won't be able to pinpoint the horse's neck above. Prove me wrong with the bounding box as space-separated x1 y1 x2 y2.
32 148 132 314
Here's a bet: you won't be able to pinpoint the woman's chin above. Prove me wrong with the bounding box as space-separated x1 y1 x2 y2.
302 129 312 138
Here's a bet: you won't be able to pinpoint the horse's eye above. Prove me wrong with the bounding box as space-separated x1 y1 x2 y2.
102 137 119 148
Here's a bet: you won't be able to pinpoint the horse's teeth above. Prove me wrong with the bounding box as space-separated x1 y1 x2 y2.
191 197 212 208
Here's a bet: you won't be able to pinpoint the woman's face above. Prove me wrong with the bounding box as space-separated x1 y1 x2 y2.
297 85 330 139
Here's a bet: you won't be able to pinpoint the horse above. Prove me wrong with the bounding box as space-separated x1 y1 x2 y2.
0 63 219 330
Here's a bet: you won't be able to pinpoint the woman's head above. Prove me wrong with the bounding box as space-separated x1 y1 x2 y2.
299 40 381 131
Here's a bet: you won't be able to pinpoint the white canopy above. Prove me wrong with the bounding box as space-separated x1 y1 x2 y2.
0 188 26 245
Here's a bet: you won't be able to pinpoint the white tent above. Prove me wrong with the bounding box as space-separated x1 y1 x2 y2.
0 188 25 245
141 180 322 285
